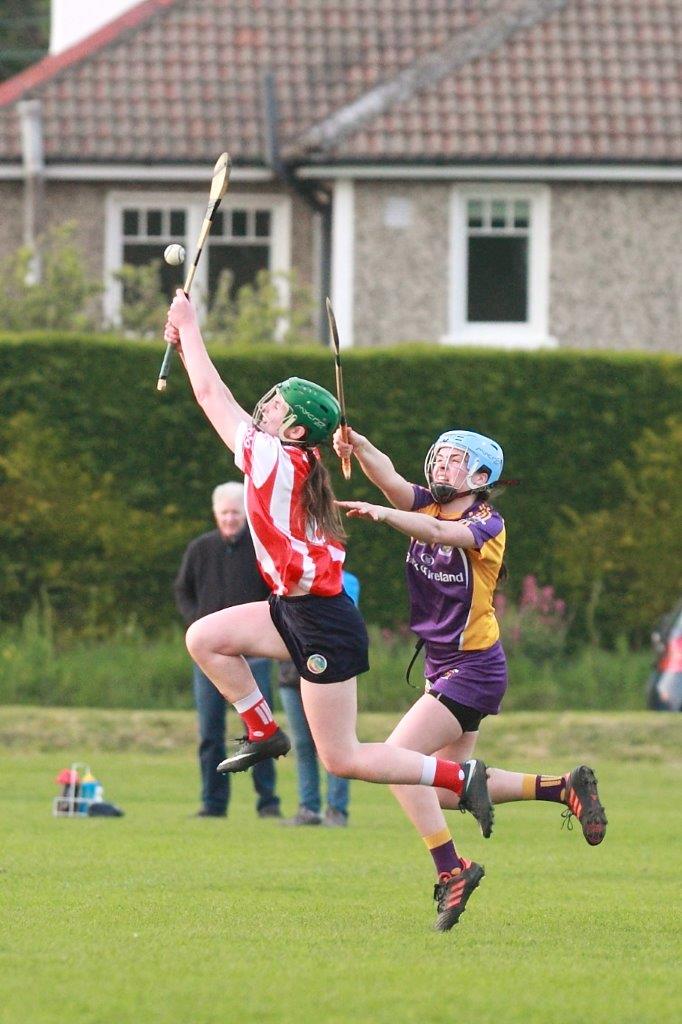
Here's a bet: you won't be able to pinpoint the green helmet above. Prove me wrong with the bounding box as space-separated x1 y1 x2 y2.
253 377 340 446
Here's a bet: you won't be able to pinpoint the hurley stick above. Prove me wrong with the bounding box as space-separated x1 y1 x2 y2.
325 297 351 480
157 152 232 391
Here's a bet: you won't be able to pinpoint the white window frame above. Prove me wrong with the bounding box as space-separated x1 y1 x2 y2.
444 183 555 349
104 191 292 327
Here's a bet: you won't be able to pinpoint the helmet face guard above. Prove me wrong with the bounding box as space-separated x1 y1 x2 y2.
424 430 504 502
253 377 340 446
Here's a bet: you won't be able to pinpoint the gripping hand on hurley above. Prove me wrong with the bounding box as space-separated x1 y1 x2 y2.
164 290 201 363
167 289 198 331
333 426 367 462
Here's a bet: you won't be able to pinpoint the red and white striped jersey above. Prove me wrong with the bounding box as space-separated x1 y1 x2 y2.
234 422 345 596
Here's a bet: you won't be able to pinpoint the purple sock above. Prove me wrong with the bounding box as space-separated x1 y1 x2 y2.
424 829 463 877
534 774 568 803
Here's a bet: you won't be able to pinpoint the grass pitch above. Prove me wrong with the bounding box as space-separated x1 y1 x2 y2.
0 711 680 1024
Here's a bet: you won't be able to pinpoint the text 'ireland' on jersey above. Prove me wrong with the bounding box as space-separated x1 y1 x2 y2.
406 484 506 652
234 422 345 596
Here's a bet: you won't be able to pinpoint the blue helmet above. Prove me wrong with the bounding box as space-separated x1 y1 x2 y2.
424 429 504 502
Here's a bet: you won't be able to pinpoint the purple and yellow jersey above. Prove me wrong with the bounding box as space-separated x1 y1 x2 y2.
406 485 506 652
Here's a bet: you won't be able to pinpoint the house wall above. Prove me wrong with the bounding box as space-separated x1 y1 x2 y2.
353 181 450 346
0 179 314 322
549 183 681 352
0 182 25 255
352 180 681 353
0 177 679 352
0 182 108 260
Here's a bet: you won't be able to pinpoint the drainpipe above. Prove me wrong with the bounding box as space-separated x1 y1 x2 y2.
18 99 45 284
262 70 332 344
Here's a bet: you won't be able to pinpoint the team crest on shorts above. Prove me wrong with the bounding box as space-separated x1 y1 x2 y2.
306 653 328 675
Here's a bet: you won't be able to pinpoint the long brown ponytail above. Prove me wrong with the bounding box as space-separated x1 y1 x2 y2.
302 455 347 544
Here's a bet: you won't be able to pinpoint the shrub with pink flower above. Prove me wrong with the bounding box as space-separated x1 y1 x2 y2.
495 575 569 661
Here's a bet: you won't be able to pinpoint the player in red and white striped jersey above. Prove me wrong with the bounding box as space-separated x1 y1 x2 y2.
234 419 345 598
164 293 495 905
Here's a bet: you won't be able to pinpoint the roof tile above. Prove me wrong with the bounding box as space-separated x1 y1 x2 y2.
0 0 679 164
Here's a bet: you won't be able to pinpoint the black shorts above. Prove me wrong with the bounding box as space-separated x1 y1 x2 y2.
427 691 487 733
268 591 369 684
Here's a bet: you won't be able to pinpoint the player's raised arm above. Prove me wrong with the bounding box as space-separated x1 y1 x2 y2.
333 427 415 510
166 290 251 452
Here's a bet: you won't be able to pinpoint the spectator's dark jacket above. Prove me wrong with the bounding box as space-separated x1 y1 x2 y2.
173 527 270 625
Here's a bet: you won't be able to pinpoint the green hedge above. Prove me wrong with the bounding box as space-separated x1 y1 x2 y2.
1 335 680 639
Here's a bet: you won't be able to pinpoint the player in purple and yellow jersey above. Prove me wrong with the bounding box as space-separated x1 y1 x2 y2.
336 427 607 932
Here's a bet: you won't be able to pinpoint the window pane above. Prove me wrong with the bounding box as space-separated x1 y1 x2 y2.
467 236 528 322
513 201 530 228
122 244 179 301
146 210 163 236
208 244 270 304
491 201 507 229
231 210 248 237
467 200 483 229
255 210 271 237
212 211 224 235
122 209 139 236
169 209 186 235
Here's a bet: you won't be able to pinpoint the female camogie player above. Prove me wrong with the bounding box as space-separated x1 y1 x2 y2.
335 426 608 930
162 292 494 922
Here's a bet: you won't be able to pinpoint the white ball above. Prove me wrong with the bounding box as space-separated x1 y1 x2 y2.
163 243 185 266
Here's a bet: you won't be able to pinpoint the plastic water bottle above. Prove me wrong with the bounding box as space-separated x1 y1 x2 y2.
80 771 97 814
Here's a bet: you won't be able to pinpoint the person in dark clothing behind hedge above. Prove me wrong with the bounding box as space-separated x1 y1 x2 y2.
174 481 281 819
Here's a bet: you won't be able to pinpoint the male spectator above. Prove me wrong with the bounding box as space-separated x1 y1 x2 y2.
174 482 281 819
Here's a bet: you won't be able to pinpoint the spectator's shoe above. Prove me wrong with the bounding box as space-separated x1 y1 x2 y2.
192 808 226 818
458 759 494 838
216 728 291 774
258 803 282 819
281 806 322 826
563 765 607 846
433 859 485 932
323 808 348 828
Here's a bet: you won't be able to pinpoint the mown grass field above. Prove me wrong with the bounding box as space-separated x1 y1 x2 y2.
1 709 680 1024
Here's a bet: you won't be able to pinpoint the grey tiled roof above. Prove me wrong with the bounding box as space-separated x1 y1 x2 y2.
0 0 679 165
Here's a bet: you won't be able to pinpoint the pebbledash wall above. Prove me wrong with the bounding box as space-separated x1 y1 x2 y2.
548 184 681 351
0 178 315 324
352 180 682 353
353 182 451 348
0 176 680 352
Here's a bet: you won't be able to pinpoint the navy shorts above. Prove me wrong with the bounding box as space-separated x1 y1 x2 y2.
268 591 370 684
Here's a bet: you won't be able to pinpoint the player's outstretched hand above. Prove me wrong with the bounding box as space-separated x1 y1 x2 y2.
168 289 198 330
336 500 386 522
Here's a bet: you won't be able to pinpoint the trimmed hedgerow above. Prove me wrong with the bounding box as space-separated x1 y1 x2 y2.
0 335 680 640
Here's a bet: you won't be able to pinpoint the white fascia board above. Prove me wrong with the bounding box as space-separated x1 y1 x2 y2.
2 162 681 183
0 163 274 182
297 164 682 183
